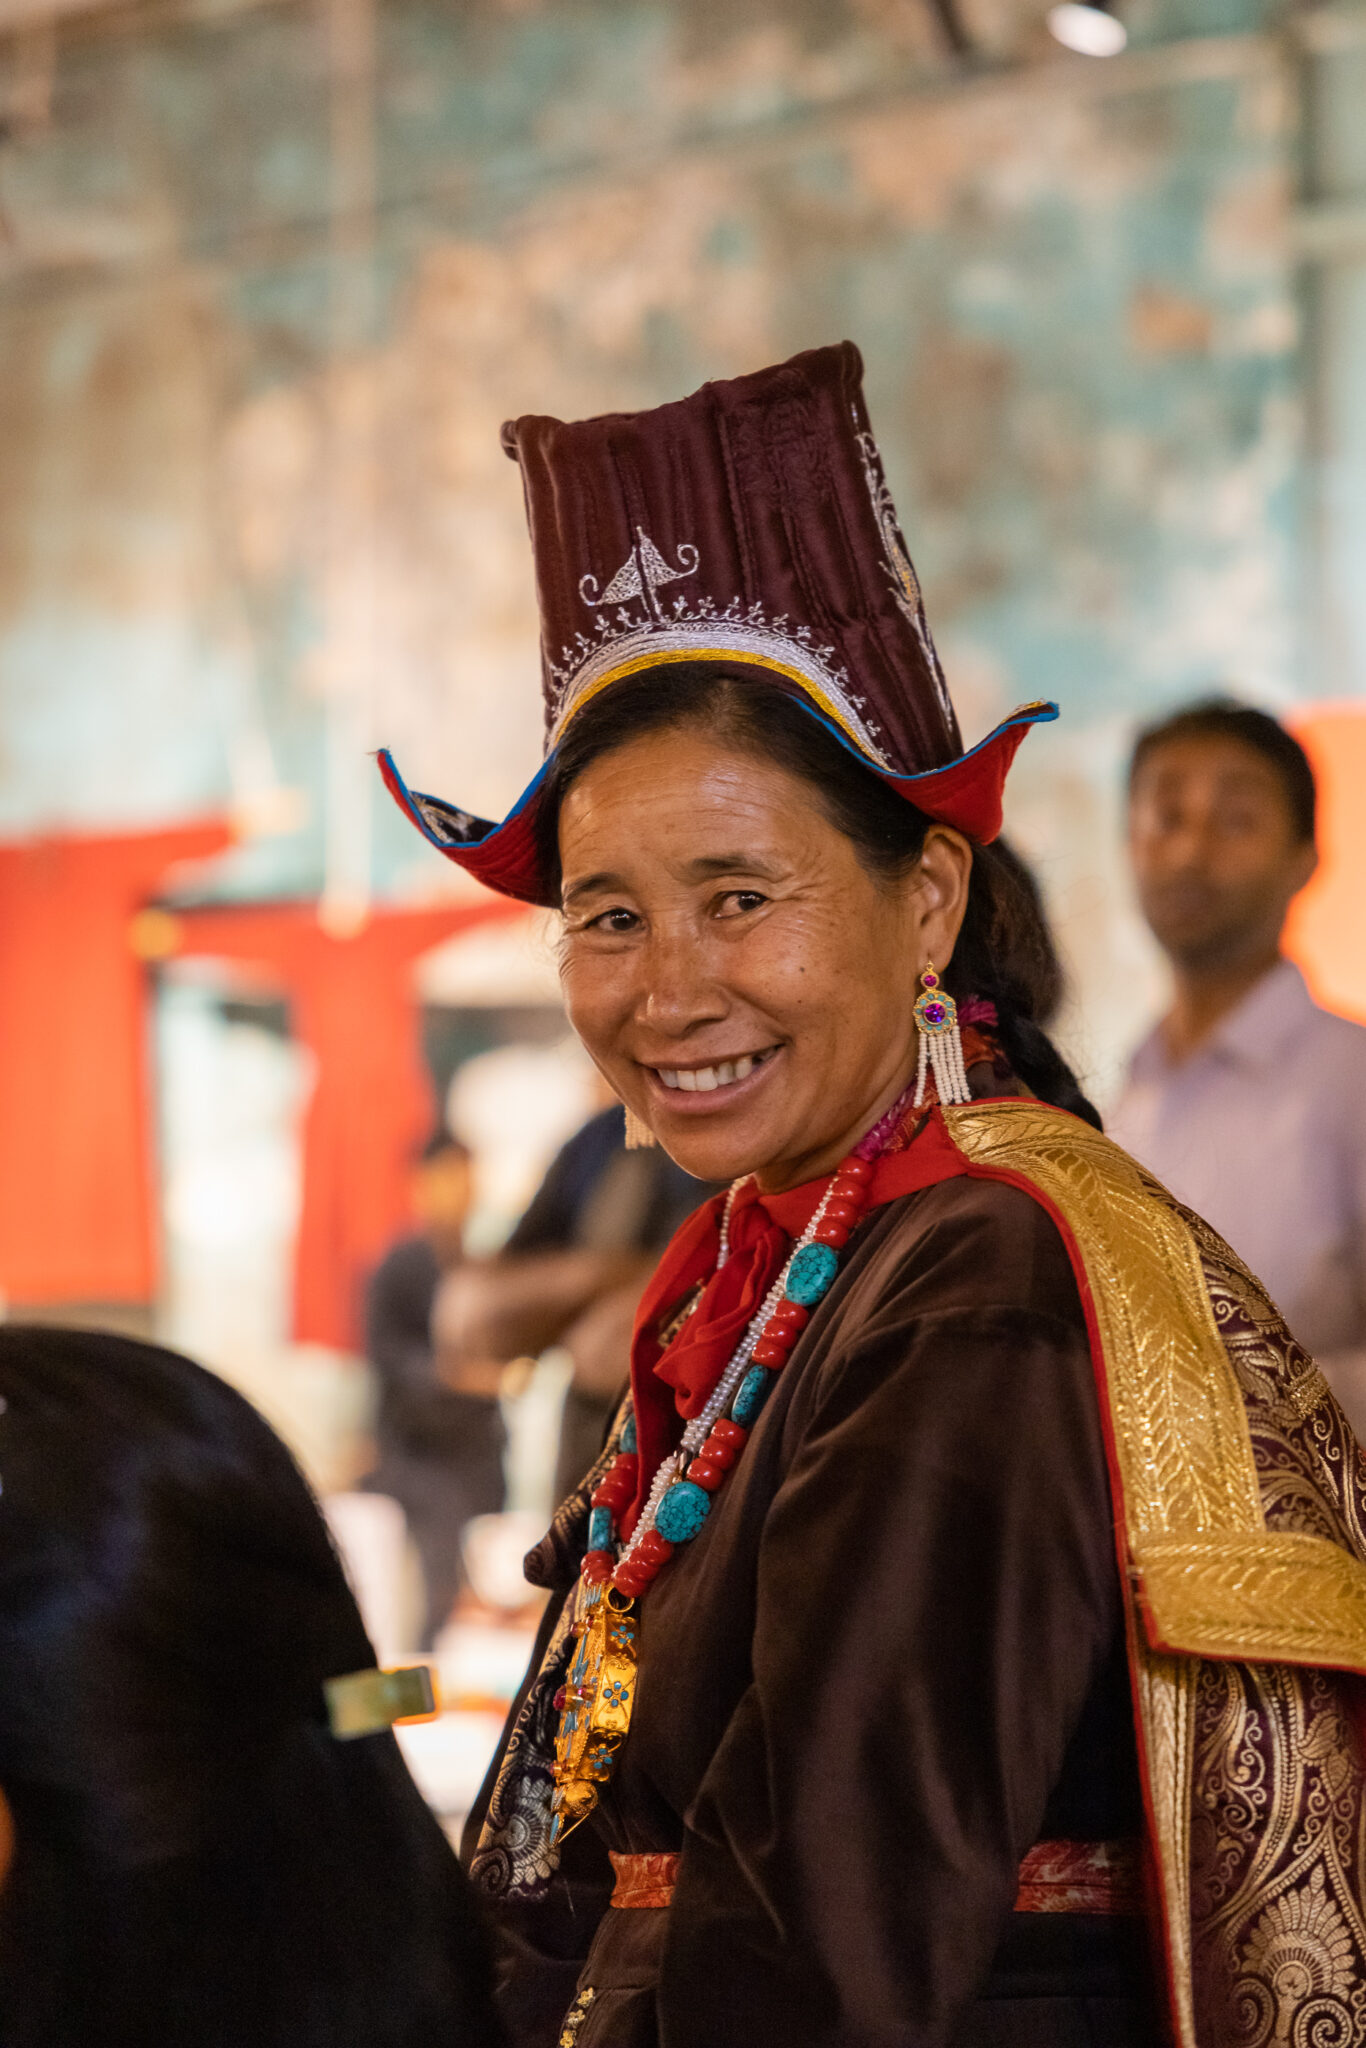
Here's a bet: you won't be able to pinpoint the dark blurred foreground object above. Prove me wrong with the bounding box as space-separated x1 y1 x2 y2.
0 1325 501 2048
364 1131 506 1647
436 1104 714 1503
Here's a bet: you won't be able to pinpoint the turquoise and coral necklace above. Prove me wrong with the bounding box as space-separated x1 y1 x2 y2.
547 1060 939 1846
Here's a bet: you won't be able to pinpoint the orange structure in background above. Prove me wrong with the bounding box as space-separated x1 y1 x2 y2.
1284 706 1366 1027
0 821 231 1306
167 898 521 1350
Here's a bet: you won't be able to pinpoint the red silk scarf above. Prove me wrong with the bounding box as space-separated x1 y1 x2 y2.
624 1104 974 1536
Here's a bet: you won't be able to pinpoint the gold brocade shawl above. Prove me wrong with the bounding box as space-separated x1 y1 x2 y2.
942 1100 1366 2048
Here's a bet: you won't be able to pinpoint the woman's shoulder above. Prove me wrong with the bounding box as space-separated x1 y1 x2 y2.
839 1168 1081 1331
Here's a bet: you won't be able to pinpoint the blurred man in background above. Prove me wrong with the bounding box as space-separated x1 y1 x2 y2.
1111 700 1366 1433
435 1094 714 1501
364 1131 505 1648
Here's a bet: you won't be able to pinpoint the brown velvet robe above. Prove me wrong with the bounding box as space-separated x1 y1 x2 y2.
468 1173 1160 2048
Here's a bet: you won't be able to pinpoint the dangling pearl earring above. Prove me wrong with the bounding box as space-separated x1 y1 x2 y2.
624 1107 657 1150
913 964 972 1108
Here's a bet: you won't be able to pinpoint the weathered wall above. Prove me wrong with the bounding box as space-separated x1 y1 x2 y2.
0 0 1307 1086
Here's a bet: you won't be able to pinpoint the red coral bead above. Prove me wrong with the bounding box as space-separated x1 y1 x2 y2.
711 1418 749 1447
752 1337 789 1368
830 1180 867 1210
767 1300 809 1333
635 1529 675 1565
703 1435 737 1470
613 1564 646 1596
688 1457 725 1491
836 1154 873 1182
813 1219 851 1248
581 1550 613 1583
611 1453 639 1481
591 1479 632 1510
823 1198 860 1228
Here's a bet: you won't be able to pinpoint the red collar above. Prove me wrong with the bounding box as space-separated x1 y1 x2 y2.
623 1109 970 1532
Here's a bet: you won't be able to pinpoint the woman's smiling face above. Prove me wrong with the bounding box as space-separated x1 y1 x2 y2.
556 725 970 1191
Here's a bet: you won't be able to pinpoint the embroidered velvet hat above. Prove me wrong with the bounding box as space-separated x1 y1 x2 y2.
379 341 1055 904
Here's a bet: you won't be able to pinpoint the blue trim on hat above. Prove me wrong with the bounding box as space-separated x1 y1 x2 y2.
783 697 1059 794
379 694 1059 904
381 698 1057 852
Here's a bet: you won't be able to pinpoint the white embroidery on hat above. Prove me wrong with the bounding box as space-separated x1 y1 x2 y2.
550 603 890 766
559 527 893 766
854 426 954 725
579 530 699 623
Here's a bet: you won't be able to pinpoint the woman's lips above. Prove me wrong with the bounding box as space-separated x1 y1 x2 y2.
640 1045 782 1112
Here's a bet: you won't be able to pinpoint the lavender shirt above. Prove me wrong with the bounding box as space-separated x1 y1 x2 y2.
1110 962 1366 1415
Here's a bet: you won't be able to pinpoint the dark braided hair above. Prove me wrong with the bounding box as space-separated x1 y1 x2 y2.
535 664 1101 1130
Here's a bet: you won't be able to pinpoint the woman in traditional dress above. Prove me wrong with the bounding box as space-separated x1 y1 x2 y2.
383 344 1366 2048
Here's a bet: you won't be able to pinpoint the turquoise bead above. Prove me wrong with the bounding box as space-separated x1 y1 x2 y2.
732 1365 773 1429
655 1480 711 1544
786 1241 840 1307
620 1410 638 1455
587 1506 613 1552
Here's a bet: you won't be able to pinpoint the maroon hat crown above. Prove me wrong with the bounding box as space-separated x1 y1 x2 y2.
380 342 1054 902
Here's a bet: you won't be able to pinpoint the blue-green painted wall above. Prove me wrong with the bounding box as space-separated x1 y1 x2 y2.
0 0 1309 1073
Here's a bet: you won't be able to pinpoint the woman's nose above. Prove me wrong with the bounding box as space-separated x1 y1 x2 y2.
633 928 727 1035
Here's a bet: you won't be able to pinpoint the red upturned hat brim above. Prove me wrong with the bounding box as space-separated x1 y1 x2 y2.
378 695 1056 909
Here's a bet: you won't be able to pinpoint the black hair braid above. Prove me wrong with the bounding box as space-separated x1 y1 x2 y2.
948 840 1102 1130
992 1007 1101 1130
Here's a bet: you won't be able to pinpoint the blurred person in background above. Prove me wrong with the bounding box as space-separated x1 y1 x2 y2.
0 1324 499 2048
1111 700 1366 1433
435 1083 714 1503
379 346 1366 2048
364 1130 506 1648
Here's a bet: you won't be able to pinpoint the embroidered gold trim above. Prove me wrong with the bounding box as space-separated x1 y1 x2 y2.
1135 1652 1199 2048
1134 1531 1366 1668
942 1099 1366 2048
942 1102 1366 1668
944 1101 1263 1544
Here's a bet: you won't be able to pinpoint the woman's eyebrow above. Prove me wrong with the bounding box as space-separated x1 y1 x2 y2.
563 853 785 906
678 853 784 881
561 870 626 908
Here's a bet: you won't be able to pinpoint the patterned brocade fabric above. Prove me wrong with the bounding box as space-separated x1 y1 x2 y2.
1182 1209 1366 2048
608 1853 683 1910
940 1104 1366 2048
1187 1205 1366 1558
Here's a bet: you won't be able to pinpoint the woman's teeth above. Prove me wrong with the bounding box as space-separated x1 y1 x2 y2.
657 1052 765 1093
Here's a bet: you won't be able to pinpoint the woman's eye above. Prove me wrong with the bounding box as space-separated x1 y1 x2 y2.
718 890 767 917
586 907 640 934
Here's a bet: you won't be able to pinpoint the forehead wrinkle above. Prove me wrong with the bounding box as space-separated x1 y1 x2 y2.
561 849 796 906
561 868 627 908
674 852 787 882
